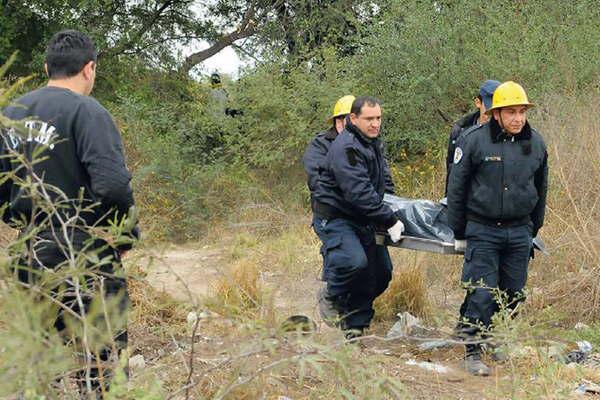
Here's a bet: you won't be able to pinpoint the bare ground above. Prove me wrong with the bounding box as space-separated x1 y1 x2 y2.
128 242 533 399
139 244 224 302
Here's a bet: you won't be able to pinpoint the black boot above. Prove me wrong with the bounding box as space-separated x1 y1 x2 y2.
344 327 365 340
317 287 340 327
463 344 491 376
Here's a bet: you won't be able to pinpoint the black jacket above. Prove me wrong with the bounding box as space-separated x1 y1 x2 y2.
1 86 136 233
447 117 548 239
313 123 397 228
302 127 338 196
445 110 480 195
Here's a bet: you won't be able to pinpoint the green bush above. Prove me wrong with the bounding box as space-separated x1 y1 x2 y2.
93 0 600 239
222 48 354 168
346 0 600 155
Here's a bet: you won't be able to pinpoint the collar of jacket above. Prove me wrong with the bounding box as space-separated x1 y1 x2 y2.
489 116 532 143
323 127 338 140
347 122 377 145
456 110 480 129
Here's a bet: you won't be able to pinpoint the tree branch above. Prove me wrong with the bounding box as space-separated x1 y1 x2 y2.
101 0 177 59
179 3 258 75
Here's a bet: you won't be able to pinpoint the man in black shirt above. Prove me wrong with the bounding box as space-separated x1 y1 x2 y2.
1 30 137 396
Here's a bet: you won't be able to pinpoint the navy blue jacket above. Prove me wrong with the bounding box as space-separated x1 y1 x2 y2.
302 127 338 196
447 117 548 239
445 110 480 195
313 123 397 228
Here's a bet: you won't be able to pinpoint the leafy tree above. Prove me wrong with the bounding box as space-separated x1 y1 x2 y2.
0 0 383 77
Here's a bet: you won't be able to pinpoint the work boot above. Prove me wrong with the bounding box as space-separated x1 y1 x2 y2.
344 327 365 341
463 353 491 376
463 344 491 376
344 327 367 350
317 287 340 328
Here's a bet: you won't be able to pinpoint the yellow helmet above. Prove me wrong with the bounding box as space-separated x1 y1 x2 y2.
328 95 355 123
487 81 534 113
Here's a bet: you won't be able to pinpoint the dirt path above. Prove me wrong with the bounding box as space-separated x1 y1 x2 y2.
132 243 515 399
137 244 224 302
136 243 321 319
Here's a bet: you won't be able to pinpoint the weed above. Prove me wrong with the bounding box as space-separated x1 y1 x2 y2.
374 263 430 321
206 259 269 319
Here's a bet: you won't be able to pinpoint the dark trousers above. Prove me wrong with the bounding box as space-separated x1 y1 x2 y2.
313 216 393 330
16 229 128 396
457 221 531 343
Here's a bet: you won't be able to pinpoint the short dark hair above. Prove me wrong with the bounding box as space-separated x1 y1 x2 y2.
45 30 97 79
210 73 221 84
351 96 381 116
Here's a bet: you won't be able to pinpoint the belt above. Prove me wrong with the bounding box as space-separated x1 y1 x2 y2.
312 201 370 226
467 212 530 228
313 201 349 220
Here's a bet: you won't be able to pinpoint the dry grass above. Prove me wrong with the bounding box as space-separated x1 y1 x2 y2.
526 94 600 323
374 264 430 321
0 224 17 248
128 268 187 329
205 259 272 320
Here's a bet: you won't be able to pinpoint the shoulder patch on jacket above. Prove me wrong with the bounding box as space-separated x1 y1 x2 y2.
346 148 358 166
453 147 463 164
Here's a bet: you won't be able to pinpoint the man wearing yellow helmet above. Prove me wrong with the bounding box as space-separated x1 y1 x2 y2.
302 95 398 339
302 95 355 196
447 81 548 376
302 95 354 334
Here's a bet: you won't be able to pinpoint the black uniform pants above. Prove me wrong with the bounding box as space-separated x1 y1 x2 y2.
457 221 531 340
313 216 393 330
15 229 128 397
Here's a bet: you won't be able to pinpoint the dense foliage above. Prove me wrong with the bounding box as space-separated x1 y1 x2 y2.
2 0 599 237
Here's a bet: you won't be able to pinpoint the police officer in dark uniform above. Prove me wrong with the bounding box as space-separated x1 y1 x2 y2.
444 80 500 196
303 95 355 207
303 95 354 331
447 81 548 375
311 96 405 338
1 30 137 396
446 80 500 322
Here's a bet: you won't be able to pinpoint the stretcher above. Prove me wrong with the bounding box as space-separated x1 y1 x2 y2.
376 233 548 255
376 233 549 256
377 194 549 256
375 233 459 254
